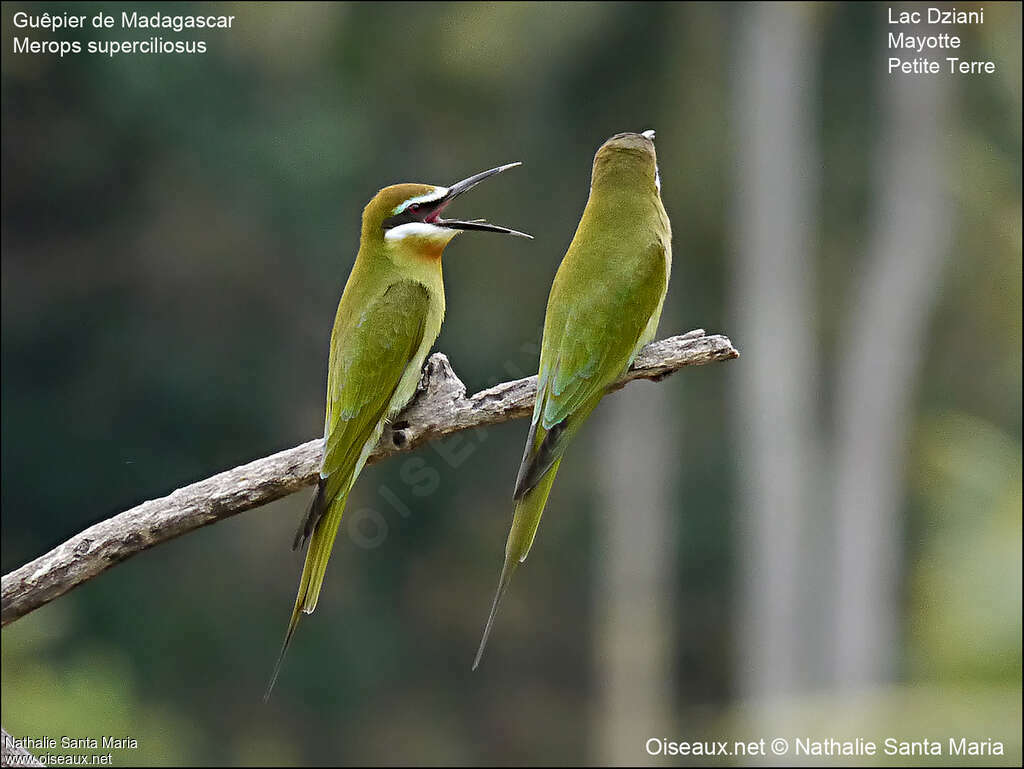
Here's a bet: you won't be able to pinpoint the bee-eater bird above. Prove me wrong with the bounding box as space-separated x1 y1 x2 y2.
266 163 530 698
473 131 670 669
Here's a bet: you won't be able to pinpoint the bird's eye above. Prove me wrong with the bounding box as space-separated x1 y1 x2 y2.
410 203 420 212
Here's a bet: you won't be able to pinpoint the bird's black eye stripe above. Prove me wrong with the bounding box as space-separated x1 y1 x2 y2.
382 208 420 231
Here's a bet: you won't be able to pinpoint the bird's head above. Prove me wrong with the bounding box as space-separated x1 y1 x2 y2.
361 163 531 258
592 129 661 195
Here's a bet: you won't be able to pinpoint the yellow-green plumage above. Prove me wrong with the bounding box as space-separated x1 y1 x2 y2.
474 131 671 669
267 166 527 698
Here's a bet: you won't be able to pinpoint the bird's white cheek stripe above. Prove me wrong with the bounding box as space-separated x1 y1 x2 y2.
385 221 453 241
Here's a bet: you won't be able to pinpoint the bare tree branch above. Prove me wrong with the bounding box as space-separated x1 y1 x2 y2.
1 330 738 628
1 728 43 768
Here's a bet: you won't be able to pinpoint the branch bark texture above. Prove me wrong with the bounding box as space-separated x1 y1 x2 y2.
1 330 738 627
1 728 43 768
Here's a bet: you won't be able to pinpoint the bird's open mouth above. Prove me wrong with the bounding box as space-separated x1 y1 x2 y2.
404 163 532 238
422 200 449 225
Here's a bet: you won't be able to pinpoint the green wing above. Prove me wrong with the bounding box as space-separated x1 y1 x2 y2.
514 241 667 498
295 279 430 548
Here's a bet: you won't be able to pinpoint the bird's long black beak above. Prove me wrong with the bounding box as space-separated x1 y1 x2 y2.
436 162 532 238
445 162 521 200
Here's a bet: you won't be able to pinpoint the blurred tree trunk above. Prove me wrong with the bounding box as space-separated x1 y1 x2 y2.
831 41 951 688
592 382 676 764
731 3 821 700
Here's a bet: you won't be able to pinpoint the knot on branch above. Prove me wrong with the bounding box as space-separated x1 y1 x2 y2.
383 353 469 454
418 352 467 401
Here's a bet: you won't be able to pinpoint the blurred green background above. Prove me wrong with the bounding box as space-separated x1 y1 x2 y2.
2 2 1020 766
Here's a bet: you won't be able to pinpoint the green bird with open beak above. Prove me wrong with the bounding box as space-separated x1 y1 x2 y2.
473 131 671 669
266 163 530 698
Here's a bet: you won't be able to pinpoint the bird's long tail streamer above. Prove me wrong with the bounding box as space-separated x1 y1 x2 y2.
473 458 562 670
264 493 349 700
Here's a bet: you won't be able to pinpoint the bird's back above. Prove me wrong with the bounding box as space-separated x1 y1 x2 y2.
539 182 671 401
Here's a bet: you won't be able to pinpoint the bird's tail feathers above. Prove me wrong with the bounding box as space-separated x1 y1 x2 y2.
294 477 328 551
264 492 349 701
472 459 562 670
472 555 518 671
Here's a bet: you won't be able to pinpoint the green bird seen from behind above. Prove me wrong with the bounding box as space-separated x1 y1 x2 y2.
266 163 530 698
473 130 671 669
